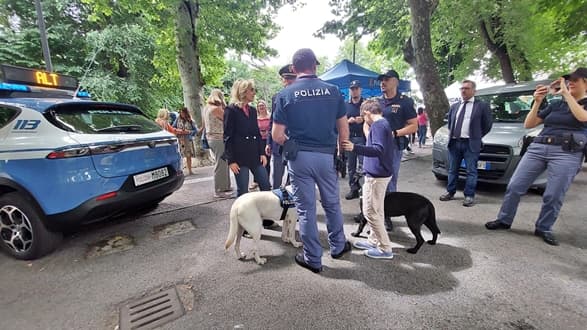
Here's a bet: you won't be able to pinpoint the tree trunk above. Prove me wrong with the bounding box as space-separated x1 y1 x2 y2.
175 0 211 165
405 0 449 137
479 18 516 83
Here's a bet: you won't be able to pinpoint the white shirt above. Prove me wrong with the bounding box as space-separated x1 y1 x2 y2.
455 97 475 138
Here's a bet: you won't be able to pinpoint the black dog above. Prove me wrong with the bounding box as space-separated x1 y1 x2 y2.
349 174 441 254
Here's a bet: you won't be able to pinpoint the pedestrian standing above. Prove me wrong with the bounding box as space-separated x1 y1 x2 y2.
267 64 296 189
204 89 232 197
174 107 198 176
342 99 397 259
439 80 492 207
344 80 365 200
417 107 428 148
485 68 587 245
377 69 418 230
223 79 270 197
272 48 351 273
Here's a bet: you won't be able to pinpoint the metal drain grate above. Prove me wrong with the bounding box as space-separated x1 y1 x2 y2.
119 287 185 330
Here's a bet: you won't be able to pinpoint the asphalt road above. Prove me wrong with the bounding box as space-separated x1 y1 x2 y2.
0 146 585 330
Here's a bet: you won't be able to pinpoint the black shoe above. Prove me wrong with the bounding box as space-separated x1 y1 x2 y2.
384 217 393 232
262 219 276 229
345 190 360 200
331 241 352 259
242 231 252 238
485 220 511 230
294 253 322 273
439 192 454 201
353 214 363 223
534 230 559 246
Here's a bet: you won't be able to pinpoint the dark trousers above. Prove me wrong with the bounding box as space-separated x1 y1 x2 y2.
446 139 479 197
346 136 365 191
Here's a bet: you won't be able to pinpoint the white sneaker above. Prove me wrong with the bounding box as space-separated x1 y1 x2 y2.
364 248 394 259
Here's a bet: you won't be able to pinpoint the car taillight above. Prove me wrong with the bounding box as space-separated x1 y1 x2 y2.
96 191 117 201
46 147 90 159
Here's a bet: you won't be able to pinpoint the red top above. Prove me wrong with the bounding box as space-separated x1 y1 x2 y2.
417 112 428 126
257 117 271 140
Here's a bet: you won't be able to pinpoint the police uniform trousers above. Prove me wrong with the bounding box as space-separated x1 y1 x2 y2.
288 151 347 268
386 147 403 192
270 153 287 189
496 143 583 232
347 136 366 191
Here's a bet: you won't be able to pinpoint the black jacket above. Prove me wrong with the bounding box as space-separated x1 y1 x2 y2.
223 103 264 168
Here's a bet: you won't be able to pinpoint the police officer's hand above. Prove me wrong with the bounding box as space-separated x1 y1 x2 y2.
260 155 267 167
341 140 354 151
265 145 271 156
229 162 240 174
355 116 363 124
348 117 356 124
534 85 548 103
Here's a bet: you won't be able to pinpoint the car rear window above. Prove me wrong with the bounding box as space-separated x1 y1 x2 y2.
45 103 162 134
0 106 20 128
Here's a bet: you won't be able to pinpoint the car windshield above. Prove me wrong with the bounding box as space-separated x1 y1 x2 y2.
45 103 162 134
477 92 557 123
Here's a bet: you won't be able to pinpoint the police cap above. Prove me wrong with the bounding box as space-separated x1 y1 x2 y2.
278 64 296 79
563 67 587 80
378 69 400 80
349 80 361 88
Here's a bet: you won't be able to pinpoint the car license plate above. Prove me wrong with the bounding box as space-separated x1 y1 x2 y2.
460 160 491 170
133 167 169 186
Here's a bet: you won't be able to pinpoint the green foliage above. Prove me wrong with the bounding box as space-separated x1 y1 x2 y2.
83 24 158 116
323 0 587 85
0 0 92 74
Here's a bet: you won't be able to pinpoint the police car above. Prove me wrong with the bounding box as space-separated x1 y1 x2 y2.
0 64 184 260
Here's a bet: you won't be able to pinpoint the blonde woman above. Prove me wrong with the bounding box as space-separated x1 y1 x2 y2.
204 89 232 197
222 79 270 197
155 108 184 135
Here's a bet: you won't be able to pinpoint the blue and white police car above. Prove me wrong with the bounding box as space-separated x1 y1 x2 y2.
0 64 184 260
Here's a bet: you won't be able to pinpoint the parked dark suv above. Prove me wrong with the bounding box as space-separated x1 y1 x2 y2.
432 80 555 191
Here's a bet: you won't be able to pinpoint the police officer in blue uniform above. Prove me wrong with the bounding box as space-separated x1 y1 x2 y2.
377 69 418 230
272 48 351 273
267 64 296 188
485 68 587 246
345 80 365 200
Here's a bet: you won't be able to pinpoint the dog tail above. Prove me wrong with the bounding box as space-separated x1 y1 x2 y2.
426 202 441 234
224 205 239 250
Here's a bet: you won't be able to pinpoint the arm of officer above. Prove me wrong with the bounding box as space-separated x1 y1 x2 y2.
272 122 288 145
336 116 350 147
525 86 547 129
397 118 418 136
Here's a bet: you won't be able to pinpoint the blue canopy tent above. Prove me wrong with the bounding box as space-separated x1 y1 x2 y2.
318 59 411 100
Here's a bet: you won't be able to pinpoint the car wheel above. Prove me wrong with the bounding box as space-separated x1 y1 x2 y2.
0 193 62 260
434 173 448 181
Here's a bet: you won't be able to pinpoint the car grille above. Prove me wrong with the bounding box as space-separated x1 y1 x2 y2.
481 144 510 154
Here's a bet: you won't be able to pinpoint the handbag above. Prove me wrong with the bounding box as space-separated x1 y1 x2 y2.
201 129 210 150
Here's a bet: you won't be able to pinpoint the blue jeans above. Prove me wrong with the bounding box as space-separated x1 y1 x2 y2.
346 136 365 190
496 143 583 232
446 139 479 197
386 147 403 192
288 151 347 268
233 164 270 197
418 125 427 146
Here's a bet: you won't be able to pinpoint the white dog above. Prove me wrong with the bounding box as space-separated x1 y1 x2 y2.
224 189 301 265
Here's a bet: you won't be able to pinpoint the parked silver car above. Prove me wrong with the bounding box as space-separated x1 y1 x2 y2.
432 80 555 192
